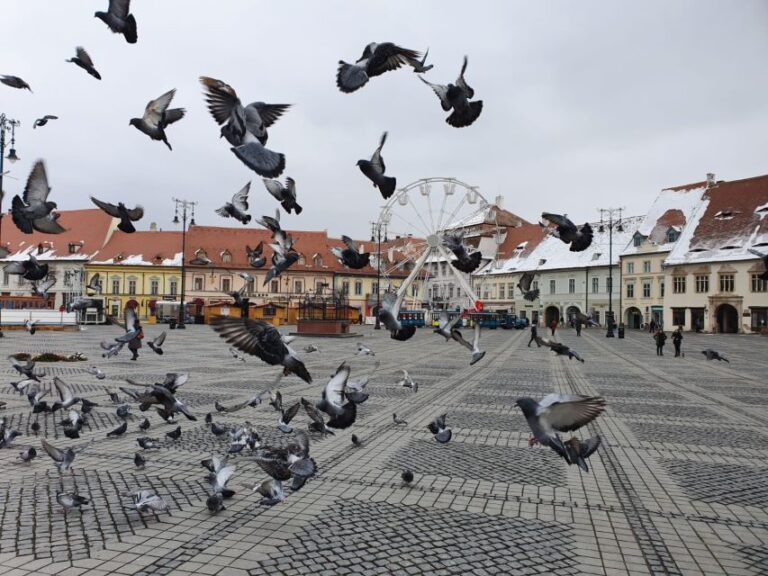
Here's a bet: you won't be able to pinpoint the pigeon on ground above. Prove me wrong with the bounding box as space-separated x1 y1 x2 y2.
211 317 312 383
358 131 396 199
120 372 196 421
200 76 290 178
90 197 144 233
702 349 729 363
748 249 768 281
116 404 131 419
4 254 49 281
216 182 251 224
166 426 181 440
336 43 425 93
130 89 185 151
537 337 585 362
33 115 58 129
392 413 407 425
255 478 284 506
394 369 418 393
419 56 483 128
57 492 89 514
401 470 414 485
351 434 363 447
378 291 416 341
517 271 539 301
32 275 57 299
66 47 101 79
52 376 97 412
263 177 302 215
30 421 41 433
313 363 358 429
303 344 320 354
356 343 375 356
125 490 169 515
564 436 602 472
108 390 122 404
23 318 38 335
427 414 452 443
94 0 137 44
1 75 32 91
206 463 236 513
541 213 593 252
254 431 316 491
443 232 482 273
11 161 65 235
0 421 21 449
516 394 606 459
246 242 266 269
42 438 93 472
229 347 246 362
107 421 127 438
301 398 335 435
137 437 159 450
331 236 370 269
9 356 42 383
19 447 37 462
147 331 166 355
134 452 145 469
83 366 105 381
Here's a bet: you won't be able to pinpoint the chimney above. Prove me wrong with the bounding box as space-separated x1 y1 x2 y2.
495 195 504 208
706 173 716 188
150 222 157 231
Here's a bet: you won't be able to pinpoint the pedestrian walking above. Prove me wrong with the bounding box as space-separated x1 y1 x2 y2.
575 320 582 337
528 323 540 347
128 319 144 361
672 326 683 357
550 319 558 337
654 328 666 356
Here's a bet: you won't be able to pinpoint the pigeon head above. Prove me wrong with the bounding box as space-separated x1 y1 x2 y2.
515 398 539 418
129 118 141 128
355 160 365 168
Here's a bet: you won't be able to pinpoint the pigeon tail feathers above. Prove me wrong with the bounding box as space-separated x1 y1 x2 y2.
232 142 285 178
447 100 483 128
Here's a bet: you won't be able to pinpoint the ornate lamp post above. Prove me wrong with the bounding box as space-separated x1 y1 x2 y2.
0 114 21 338
172 198 197 329
370 219 389 329
598 207 624 337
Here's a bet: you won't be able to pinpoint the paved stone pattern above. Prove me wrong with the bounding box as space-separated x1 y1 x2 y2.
0 326 766 575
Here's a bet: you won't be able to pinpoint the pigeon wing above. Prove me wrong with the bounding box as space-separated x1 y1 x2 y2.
144 89 176 128
231 182 250 212
341 235 358 252
23 161 51 205
125 206 144 221
518 271 534 293
581 435 602 459
368 43 421 75
75 47 94 68
33 214 66 234
250 103 291 128
90 196 122 218
262 179 284 201
419 76 451 111
41 438 64 462
455 55 474 99
324 364 350 408
108 0 131 19
152 331 166 347
538 395 605 433
210 317 287 366
199 76 241 125
370 131 388 174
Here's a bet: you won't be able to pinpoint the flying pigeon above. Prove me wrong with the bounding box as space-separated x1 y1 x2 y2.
517 271 539 301
0 421 21 449
516 394 605 459
212 317 311 383
206 463 236 513
24 318 38 335
9 356 42 381
41 438 93 472
419 56 483 128
32 275 56 299
262 177 302 215
443 232 482 273
85 366 106 380
537 337 585 362
28 388 51 414
748 248 768 281
449 322 485 365
33 115 58 129
4 254 49 281
256 208 282 235
278 401 300 433
702 349 729 363
90 197 144 233
301 398 335 435
125 490 169 515
57 492 89 514
331 236 370 269
427 414 452 443
51 376 97 412
94 0 138 44
394 369 418 393
574 312 599 328
11 160 66 235
68 297 100 313
356 343 375 356
130 89 185 151
357 131 396 199
564 435 602 472
0 75 32 91
378 291 416 341
246 242 266 268
541 213 593 252
313 363 357 429
86 273 102 293
411 48 433 73
253 430 316 491
434 311 462 341
189 252 213 266
134 452 145 469
121 373 196 422
200 76 290 178
66 47 101 79
216 182 251 224
392 413 407 425
19 447 37 462
147 331 166 355
264 229 299 286
107 421 128 437
254 478 284 506
336 42 425 93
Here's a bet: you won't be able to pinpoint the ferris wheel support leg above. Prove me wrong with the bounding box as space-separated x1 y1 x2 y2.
394 246 433 313
435 244 480 304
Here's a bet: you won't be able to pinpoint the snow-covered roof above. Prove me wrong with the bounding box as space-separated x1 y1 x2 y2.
665 174 768 266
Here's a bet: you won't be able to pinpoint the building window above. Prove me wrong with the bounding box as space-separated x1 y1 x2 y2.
592 277 599 293
456 287 461 297
440 262 447 276
627 262 634 274
592 311 600 325
411 284 418 297
222 251 232 264
193 277 203 291
719 274 734 293
170 279 178 296
371 282 378 295
499 284 505 299
673 276 686 294
2 271 8 285
150 279 159 295
672 308 686 326
353 281 362 296
642 282 651 298
111 304 119 317
568 279 575 294
294 280 303 293
695 275 709 293
263 305 276 317
660 282 665 297
112 279 120 295
270 280 279 293
643 261 651 273
549 280 556 294
667 229 680 242
313 255 322 267
221 278 231 292
246 277 255 294
626 284 634 298
127 280 137 295
633 235 643 247
342 281 349 295
751 274 768 292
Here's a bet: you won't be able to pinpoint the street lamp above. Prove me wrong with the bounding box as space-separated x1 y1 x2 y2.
172 198 197 329
0 114 21 338
370 218 389 329
598 207 624 338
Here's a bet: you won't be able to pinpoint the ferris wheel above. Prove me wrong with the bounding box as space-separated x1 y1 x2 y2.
374 177 504 312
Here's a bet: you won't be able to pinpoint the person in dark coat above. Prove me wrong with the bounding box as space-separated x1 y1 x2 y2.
575 320 582 336
550 319 558 337
672 326 683 357
128 319 144 361
528 323 540 347
654 329 666 356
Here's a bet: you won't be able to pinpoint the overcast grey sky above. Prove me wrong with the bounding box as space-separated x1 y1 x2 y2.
2 1 767 239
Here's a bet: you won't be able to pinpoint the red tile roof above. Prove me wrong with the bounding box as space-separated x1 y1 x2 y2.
90 230 183 265
495 223 548 260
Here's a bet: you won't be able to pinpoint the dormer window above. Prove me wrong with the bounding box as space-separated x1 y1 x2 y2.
298 255 306 266
196 249 207 259
666 229 680 243
538 259 547 266
714 210 737 220
591 253 602 261
153 255 163 265
68 242 83 254
720 245 740 250
313 254 323 267
633 233 645 247
221 250 232 264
